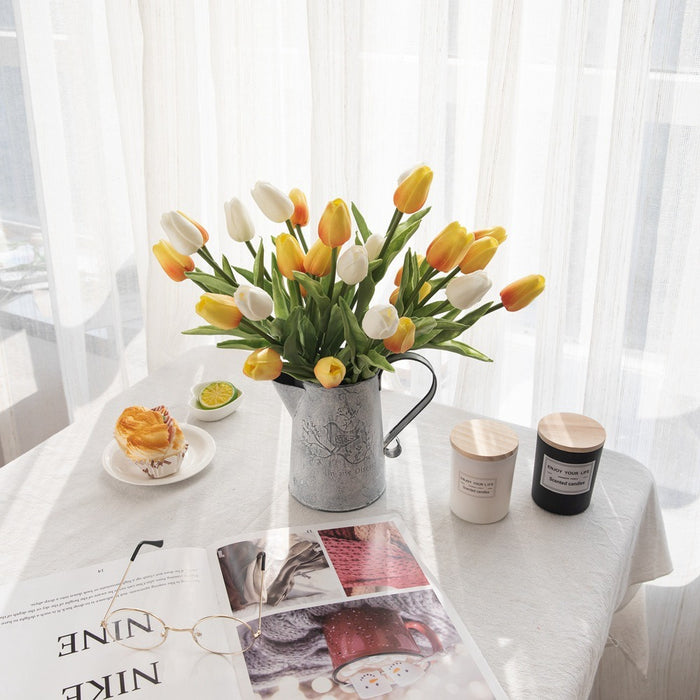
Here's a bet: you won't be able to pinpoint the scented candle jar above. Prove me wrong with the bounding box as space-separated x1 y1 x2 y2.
532 412 606 515
449 419 519 524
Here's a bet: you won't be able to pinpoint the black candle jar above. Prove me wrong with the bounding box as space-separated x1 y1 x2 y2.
531 412 606 515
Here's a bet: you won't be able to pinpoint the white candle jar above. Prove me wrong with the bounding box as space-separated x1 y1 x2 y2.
449 419 519 524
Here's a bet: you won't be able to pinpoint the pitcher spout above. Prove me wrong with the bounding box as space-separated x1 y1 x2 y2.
273 374 305 416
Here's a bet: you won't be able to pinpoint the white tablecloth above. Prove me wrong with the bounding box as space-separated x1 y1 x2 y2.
0 347 672 699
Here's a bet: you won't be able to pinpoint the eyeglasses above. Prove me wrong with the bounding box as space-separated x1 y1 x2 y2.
100 540 266 655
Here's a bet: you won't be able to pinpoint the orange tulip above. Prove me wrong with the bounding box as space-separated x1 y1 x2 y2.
289 188 309 227
275 233 305 280
474 226 507 244
152 239 195 282
426 222 473 273
314 356 347 388
500 274 545 311
303 238 333 277
459 236 499 274
195 293 243 330
393 254 425 286
394 165 433 214
383 317 416 353
243 348 283 380
318 198 351 248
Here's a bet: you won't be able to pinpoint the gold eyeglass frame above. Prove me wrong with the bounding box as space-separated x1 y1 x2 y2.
100 540 266 655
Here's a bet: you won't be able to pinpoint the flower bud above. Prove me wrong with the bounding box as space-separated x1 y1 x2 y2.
459 236 499 274
152 239 195 282
362 304 400 340
394 254 425 286
289 188 309 227
224 197 255 242
318 198 351 248
364 234 384 261
474 226 507 244
303 238 333 277
500 274 546 311
446 271 492 310
426 222 473 273
314 356 347 388
251 181 295 223
337 245 369 285
243 348 283 381
234 285 274 321
195 293 243 330
160 210 208 255
275 233 305 280
383 317 416 353
393 165 433 214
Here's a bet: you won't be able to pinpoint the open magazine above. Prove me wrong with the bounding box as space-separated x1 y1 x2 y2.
0 515 507 699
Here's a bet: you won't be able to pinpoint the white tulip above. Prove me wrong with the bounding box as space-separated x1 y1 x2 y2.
250 181 295 223
234 285 273 321
160 211 205 255
224 197 255 242
337 245 369 285
362 304 399 339
446 271 492 310
364 234 384 261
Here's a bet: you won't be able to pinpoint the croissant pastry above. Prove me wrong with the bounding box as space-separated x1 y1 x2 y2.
115 405 188 478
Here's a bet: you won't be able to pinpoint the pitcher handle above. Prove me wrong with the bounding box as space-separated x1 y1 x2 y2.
381 352 437 458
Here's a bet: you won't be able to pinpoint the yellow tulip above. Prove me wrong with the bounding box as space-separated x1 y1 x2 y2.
500 274 546 311
425 222 473 273
152 239 195 282
474 226 507 244
195 293 243 330
314 356 347 388
304 238 333 277
318 198 351 248
459 236 499 274
289 188 309 227
393 165 433 214
393 254 425 286
243 348 283 380
383 317 416 353
275 233 305 279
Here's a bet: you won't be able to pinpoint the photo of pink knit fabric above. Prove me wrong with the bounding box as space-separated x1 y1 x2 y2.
319 522 428 596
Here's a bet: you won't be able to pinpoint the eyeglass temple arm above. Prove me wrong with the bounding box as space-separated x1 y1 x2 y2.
255 552 266 636
101 540 164 626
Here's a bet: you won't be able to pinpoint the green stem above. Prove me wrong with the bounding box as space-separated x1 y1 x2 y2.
198 245 237 287
376 208 403 262
326 247 338 297
415 267 461 309
295 223 308 253
286 219 308 253
239 318 277 345
403 266 437 312
485 302 504 314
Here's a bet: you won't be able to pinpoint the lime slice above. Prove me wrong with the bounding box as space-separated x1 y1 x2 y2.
198 381 238 409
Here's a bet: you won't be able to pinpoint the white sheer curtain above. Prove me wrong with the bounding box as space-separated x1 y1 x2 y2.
1 0 699 692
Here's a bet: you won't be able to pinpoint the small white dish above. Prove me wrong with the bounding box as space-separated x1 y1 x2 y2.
102 424 215 486
188 382 244 422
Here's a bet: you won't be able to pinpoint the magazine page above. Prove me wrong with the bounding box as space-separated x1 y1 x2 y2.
207 515 507 700
0 546 241 699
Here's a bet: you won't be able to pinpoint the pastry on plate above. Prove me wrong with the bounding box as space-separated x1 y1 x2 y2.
114 405 188 478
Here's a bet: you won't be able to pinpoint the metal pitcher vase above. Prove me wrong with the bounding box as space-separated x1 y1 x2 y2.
273 352 437 511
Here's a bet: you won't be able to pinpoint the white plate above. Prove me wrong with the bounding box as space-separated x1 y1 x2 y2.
102 424 216 486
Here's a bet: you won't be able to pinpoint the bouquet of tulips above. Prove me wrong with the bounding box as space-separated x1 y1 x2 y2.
153 166 545 387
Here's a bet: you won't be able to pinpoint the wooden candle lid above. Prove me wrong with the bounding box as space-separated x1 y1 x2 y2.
537 412 606 453
450 419 519 461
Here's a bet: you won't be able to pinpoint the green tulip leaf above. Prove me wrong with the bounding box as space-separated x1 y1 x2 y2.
351 203 373 242
185 271 237 296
